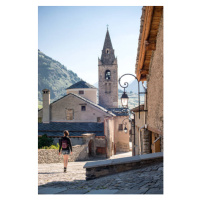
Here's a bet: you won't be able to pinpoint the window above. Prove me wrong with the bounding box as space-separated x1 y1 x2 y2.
81 105 86 111
118 124 123 131
105 83 111 93
105 83 108 93
105 70 111 80
66 109 73 120
79 90 84 95
97 117 101 122
108 83 111 93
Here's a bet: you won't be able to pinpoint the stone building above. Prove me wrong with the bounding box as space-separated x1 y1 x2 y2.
38 29 131 158
38 81 114 123
133 6 163 154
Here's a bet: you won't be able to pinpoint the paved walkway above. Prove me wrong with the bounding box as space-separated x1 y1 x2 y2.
38 152 163 194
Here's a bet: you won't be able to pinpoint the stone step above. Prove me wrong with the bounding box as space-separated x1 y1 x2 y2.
83 152 163 180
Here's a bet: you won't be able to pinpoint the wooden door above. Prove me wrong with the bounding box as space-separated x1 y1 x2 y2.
151 133 161 153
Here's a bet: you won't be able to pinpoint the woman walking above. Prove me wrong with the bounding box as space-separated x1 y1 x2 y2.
59 130 73 172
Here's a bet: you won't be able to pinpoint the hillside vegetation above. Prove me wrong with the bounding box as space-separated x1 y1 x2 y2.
38 50 81 105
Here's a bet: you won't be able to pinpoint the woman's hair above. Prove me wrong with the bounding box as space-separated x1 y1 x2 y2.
63 130 69 137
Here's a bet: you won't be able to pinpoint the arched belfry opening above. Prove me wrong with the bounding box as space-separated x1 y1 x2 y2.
105 70 111 80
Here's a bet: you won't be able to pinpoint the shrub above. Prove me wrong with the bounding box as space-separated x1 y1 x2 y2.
38 134 53 149
49 143 59 149
41 143 59 149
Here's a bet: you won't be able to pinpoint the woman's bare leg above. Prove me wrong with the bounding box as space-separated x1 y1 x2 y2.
63 155 67 168
65 155 69 168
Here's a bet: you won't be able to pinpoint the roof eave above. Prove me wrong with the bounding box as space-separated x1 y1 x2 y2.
135 6 163 82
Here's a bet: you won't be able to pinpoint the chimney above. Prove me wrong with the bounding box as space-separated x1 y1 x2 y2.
42 89 50 123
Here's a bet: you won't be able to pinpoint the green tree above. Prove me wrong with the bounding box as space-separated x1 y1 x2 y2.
38 134 53 149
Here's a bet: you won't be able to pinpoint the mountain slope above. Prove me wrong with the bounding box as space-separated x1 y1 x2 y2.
38 50 81 104
124 79 146 93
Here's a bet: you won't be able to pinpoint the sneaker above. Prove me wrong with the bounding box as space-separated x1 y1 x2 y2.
64 167 67 173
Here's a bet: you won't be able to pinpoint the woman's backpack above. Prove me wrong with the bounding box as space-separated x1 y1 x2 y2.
62 139 68 149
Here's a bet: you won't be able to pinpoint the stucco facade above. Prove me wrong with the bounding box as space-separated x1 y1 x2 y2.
104 116 130 156
104 117 115 157
39 93 112 123
66 88 97 104
114 116 130 152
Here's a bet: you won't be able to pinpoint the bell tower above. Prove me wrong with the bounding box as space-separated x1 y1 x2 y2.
98 29 118 108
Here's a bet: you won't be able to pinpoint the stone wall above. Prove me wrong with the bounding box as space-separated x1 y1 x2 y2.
38 134 107 164
84 152 163 180
146 15 163 135
95 137 106 147
38 144 89 164
95 137 106 155
70 144 89 161
98 63 118 108
142 129 151 154
52 137 84 146
38 149 63 164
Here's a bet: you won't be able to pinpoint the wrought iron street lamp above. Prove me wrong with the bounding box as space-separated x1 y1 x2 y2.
118 73 142 156
121 91 129 108
124 126 128 133
121 117 129 133
119 73 141 118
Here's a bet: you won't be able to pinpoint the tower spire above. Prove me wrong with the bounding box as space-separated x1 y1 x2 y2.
101 28 115 65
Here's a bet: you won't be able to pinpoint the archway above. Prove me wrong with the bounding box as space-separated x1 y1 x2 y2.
88 139 95 157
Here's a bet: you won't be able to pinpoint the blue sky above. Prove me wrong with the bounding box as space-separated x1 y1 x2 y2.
38 6 142 85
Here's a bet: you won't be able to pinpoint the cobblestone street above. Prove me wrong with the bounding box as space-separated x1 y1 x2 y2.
38 152 163 194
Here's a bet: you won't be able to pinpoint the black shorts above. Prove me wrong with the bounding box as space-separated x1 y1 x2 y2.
62 150 70 155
